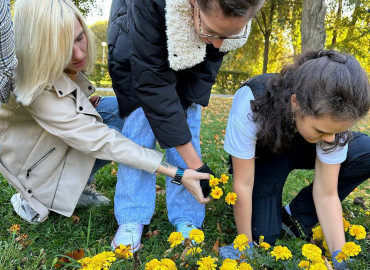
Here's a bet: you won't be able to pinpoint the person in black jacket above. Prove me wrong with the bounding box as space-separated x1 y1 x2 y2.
108 0 265 252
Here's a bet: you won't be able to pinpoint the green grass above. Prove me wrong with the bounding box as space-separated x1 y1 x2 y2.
0 97 369 269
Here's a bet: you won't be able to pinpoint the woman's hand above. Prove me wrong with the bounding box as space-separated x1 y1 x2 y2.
181 169 211 204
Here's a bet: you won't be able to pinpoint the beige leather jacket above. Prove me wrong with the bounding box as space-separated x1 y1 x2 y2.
0 72 163 220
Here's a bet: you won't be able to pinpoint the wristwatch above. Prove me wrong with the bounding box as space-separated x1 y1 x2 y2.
171 167 185 185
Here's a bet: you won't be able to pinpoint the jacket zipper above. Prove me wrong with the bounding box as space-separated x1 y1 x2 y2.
26 147 56 179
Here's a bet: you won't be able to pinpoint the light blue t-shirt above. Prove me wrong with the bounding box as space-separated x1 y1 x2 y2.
224 86 348 164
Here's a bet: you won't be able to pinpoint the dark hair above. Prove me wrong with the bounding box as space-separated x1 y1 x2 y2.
197 0 265 17
251 50 370 153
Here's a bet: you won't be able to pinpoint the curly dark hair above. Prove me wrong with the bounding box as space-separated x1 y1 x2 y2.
251 50 370 153
197 0 265 17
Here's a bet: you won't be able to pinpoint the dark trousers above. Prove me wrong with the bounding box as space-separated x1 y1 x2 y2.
230 132 370 244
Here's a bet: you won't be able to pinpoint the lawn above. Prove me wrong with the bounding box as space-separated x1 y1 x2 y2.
0 96 369 269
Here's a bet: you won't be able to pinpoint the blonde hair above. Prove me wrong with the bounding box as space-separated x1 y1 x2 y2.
13 0 95 106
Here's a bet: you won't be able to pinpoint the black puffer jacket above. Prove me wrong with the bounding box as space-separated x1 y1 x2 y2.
108 0 225 148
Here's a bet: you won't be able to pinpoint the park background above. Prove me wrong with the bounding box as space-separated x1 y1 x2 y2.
1 0 369 269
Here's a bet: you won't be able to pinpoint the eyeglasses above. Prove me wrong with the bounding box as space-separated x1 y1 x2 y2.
197 8 248 40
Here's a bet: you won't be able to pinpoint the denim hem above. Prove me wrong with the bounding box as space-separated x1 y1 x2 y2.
117 219 151 226
172 218 203 229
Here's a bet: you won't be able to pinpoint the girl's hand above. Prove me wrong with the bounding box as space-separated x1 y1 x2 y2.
181 170 211 204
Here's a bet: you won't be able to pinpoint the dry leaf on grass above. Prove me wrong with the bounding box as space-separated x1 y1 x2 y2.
54 248 85 268
212 238 220 255
71 215 80 224
145 230 160 239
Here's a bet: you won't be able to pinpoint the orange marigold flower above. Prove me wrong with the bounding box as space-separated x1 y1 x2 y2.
343 217 350 232
225 192 237 205
8 224 21 234
167 232 184 248
233 234 249 252
114 244 133 259
260 242 271 251
271 246 292 261
298 260 310 269
220 174 229 184
238 262 253 270
209 177 220 187
196 256 217 270
211 186 223 199
349 225 366 240
189 229 204 244
341 242 361 257
312 226 324 241
220 258 238 270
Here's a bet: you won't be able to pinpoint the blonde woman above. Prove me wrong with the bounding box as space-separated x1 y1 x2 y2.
0 0 210 247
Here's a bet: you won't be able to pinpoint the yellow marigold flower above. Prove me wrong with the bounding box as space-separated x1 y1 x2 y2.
189 229 205 244
309 263 327 270
260 242 270 251
220 258 238 270
78 251 116 270
343 218 350 232
258 235 264 244
114 244 133 259
298 260 310 269
365 211 369 216
186 247 202 255
321 240 330 257
145 259 161 270
209 177 220 187
196 256 217 270
335 251 348 263
271 246 292 261
220 174 229 184
349 225 366 240
161 258 177 270
312 226 324 241
341 242 361 257
225 192 237 205
302 244 322 262
211 186 223 199
238 262 253 270
8 224 21 234
233 234 249 252
167 232 184 248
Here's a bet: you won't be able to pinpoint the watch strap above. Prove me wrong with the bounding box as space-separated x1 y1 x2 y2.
171 167 184 185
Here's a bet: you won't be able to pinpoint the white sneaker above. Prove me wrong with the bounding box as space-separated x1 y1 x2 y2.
10 193 44 224
111 223 143 253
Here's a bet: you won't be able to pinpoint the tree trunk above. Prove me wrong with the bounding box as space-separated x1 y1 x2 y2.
262 33 270 74
331 0 342 47
301 0 327 52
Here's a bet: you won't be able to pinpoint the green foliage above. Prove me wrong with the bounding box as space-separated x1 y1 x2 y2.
213 70 250 94
88 63 111 88
89 20 109 64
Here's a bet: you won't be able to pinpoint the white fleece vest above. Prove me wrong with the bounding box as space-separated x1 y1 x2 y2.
165 0 251 71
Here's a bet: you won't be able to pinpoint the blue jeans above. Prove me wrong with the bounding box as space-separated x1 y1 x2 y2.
87 97 124 184
114 104 205 228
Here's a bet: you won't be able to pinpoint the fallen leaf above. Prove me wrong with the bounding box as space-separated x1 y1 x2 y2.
71 215 80 224
170 253 180 261
212 238 220 255
145 230 160 239
217 222 222 233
